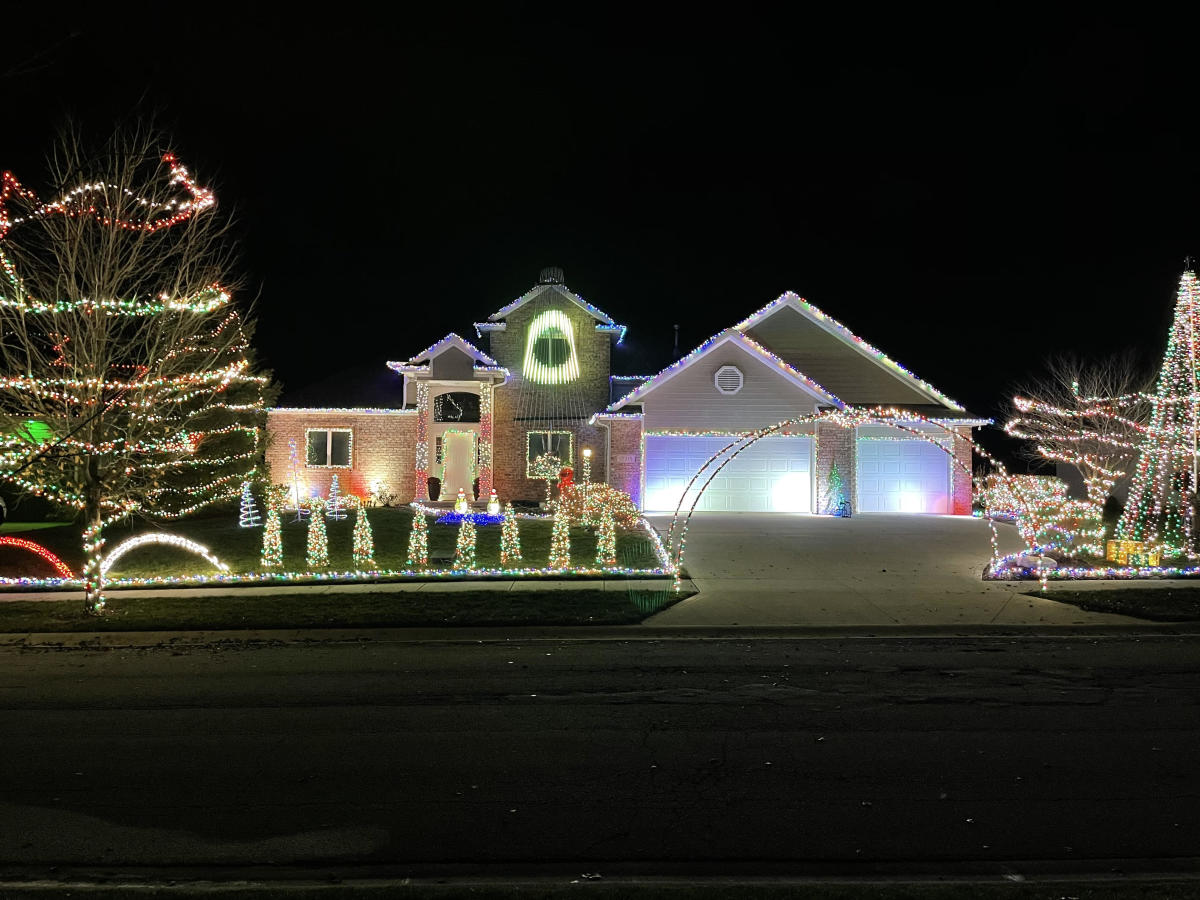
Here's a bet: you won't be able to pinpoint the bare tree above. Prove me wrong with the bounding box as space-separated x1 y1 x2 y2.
0 125 272 610
1004 354 1152 546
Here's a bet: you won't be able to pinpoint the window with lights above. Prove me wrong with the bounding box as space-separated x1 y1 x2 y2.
306 428 352 468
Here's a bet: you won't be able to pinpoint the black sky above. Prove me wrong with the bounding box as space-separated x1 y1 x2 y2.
4 6 1199 462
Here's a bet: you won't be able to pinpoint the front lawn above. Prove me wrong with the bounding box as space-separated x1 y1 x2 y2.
0 509 667 583
0 585 688 631
1031 587 1200 622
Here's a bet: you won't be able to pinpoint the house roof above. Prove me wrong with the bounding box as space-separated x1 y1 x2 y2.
733 292 966 411
607 329 846 412
400 332 500 367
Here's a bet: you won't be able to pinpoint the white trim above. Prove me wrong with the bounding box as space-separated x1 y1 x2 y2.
714 365 744 395
304 427 353 469
488 283 618 325
401 332 501 366
733 292 965 412
608 330 844 411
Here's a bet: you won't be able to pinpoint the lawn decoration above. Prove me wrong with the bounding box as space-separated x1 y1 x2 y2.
1118 269 1200 556
549 504 571 568
288 438 308 521
238 481 261 527
326 475 347 520
353 506 375 568
454 517 477 569
406 507 429 569
595 504 616 567
529 452 563 502
261 499 283 568
556 483 640 528
454 487 470 513
99 533 229 580
486 488 501 516
306 498 329 567
823 462 851 517
500 502 522 565
0 536 74 578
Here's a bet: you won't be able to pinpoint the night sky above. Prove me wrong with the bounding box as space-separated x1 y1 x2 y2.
4 8 1199 462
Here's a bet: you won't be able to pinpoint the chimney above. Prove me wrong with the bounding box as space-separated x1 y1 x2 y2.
538 266 565 285
673 324 680 360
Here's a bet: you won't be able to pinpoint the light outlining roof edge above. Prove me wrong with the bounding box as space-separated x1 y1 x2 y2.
607 329 845 412
405 332 500 367
733 291 966 412
488 283 620 327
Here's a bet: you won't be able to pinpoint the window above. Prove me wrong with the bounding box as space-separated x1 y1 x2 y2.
433 392 480 422
306 428 352 468
435 436 444 465
714 365 744 395
527 430 573 478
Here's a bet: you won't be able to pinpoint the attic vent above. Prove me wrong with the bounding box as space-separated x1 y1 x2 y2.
538 266 565 285
714 365 744 395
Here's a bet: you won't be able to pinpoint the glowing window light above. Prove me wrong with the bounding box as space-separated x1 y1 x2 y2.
99 533 230 579
523 310 580 384
0 536 74 578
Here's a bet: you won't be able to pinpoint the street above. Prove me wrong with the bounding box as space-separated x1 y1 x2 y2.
0 629 1198 880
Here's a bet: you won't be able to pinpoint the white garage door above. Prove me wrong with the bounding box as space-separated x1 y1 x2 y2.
856 439 950 513
643 435 812 513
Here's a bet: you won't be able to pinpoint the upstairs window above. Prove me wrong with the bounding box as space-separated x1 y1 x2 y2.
306 428 352 468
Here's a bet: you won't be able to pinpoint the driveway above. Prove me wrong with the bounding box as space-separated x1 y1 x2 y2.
649 513 1145 627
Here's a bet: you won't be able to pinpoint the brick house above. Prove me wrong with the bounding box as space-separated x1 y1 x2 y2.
267 268 985 514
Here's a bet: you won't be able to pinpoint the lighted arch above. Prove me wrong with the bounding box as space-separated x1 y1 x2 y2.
523 309 580 384
0 536 74 578
99 533 230 580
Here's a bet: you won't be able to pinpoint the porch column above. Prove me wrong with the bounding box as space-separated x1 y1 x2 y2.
950 425 974 515
478 382 494 497
413 382 430 501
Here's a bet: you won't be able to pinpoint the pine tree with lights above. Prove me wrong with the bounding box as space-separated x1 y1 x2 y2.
1117 268 1200 555
261 503 283 568
326 475 347 520
406 507 428 570
454 517 477 569
238 481 261 527
500 502 522 566
595 503 616 567
549 504 571 569
824 461 849 516
306 498 329 567
352 507 375 569
0 130 272 611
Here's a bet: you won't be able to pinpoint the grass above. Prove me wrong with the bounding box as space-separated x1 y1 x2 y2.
0 508 665 582
0 586 687 631
1032 587 1200 621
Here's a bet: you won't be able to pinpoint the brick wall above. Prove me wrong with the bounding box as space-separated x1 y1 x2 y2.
816 420 856 515
951 425 975 515
602 417 645 507
265 410 417 504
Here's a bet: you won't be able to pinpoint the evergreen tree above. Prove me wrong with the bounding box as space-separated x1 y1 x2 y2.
261 503 283 568
549 504 571 568
353 507 375 568
306 498 329 567
455 517 477 569
500 502 523 566
406 507 428 570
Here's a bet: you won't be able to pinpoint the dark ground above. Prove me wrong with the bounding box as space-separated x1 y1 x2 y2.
0 628 1197 890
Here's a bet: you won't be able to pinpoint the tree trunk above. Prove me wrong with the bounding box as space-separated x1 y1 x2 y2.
82 456 105 614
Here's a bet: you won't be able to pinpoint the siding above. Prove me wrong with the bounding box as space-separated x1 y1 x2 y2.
430 347 476 381
743 305 934 405
641 340 821 432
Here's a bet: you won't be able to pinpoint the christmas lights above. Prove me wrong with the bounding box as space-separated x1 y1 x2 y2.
406 507 429 569
238 482 261 527
455 517 477 569
500 502 522 564
523 309 581 384
353 507 375 568
99 533 229 579
326 475 347 520
261 503 283 568
0 536 74 578
306 499 329 567
550 505 571 569
595 505 616 566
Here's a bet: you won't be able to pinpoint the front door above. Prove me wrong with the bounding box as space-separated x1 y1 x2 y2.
442 431 477 501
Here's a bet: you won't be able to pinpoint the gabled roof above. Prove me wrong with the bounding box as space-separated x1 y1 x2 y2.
607 329 845 412
733 292 965 411
488 283 618 326
402 332 500 367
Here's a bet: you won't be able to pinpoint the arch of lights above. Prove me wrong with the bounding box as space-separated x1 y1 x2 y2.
0 536 74 578
99 533 229 582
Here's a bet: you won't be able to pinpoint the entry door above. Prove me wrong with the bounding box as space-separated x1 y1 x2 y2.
441 431 477 500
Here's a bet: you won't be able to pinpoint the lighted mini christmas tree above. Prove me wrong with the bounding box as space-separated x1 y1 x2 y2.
406 507 429 570
500 502 522 565
353 507 375 569
238 481 261 528
260 492 283 569
454 517 477 569
824 461 849 516
549 504 571 568
306 498 329 567
1117 269 1200 555
595 503 616 567
326 475 347 520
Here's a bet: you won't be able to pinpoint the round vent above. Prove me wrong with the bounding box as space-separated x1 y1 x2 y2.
714 365 743 395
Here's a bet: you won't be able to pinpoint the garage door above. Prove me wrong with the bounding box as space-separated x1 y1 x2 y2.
643 435 812 513
855 439 950 513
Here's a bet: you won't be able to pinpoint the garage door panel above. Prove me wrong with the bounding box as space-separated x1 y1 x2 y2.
856 439 949 514
644 435 812 513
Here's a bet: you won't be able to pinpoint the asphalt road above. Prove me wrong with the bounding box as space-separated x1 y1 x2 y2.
1 629 1198 880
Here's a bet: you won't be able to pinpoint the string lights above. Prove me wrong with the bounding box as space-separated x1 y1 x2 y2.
0 536 74 578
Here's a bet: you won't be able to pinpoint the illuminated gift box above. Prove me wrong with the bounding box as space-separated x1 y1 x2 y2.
1105 539 1161 567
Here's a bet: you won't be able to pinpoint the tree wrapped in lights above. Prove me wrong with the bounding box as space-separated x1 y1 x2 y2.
352 506 375 569
406 507 428 570
1117 269 1200 555
238 481 261 527
260 501 283 569
454 517 476 569
326 475 347 520
306 498 329 567
549 504 571 569
823 462 849 516
500 502 522 565
1005 355 1150 555
0 130 272 610
595 504 616 567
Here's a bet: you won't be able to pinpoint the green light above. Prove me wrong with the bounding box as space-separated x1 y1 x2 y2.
523 310 580 384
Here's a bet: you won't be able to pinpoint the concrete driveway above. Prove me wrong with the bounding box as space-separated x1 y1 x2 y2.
649 513 1145 627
